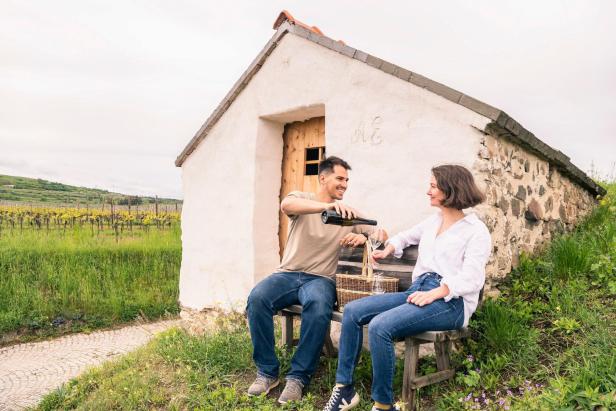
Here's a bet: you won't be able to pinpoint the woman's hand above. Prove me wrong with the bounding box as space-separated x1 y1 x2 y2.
407 284 450 306
371 228 389 244
372 244 395 262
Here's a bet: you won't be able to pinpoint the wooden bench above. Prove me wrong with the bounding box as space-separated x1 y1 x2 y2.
279 245 476 411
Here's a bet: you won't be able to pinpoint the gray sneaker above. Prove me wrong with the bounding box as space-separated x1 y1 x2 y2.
277 378 304 404
247 374 279 396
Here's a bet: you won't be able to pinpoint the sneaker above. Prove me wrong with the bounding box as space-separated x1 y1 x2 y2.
247 374 279 396
323 385 360 411
371 405 400 411
277 378 304 404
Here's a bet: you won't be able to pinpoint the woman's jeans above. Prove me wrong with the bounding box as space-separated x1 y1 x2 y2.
246 271 336 386
335 272 464 405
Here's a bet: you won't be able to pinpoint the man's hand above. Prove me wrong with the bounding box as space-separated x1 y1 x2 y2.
328 201 359 219
340 233 367 248
407 285 450 307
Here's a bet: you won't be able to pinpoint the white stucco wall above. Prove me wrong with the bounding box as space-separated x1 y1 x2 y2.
179 32 491 311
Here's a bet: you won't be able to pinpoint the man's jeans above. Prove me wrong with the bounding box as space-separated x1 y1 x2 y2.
335 272 464 405
246 271 336 386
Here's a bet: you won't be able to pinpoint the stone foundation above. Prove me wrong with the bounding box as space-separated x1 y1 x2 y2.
473 132 597 291
179 305 246 335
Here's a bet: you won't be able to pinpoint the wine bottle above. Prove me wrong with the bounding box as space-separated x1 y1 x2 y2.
321 210 377 226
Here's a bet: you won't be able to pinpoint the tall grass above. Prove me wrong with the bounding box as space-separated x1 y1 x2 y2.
0 225 181 340
549 236 591 280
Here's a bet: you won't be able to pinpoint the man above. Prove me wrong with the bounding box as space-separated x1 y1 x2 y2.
246 156 385 404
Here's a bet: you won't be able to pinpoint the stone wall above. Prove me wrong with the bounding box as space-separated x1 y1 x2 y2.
473 131 597 290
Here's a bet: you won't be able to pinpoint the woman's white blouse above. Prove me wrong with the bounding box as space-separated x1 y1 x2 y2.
386 212 492 327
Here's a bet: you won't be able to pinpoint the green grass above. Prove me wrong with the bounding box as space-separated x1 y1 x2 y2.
0 225 181 343
34 182 616 410
35 315 385 410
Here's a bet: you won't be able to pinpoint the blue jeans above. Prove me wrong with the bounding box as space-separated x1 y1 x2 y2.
335 272 464 404
246 271 336 386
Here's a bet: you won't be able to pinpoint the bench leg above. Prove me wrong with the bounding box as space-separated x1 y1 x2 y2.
434 340 451 371
322 323 337 358
280 312 294 353
402 337 420 411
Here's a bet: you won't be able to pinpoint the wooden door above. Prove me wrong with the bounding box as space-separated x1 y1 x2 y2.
278 116 325 258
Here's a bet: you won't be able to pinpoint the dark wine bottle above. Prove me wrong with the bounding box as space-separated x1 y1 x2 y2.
321 209 377 226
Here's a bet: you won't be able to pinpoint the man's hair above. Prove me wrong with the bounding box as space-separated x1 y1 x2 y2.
318 156 352 175
431 164 486 210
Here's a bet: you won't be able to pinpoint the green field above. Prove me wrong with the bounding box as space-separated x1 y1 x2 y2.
35 182 616 410
0 225 181 344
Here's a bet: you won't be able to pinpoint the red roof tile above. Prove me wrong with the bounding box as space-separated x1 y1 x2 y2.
273 10 323 36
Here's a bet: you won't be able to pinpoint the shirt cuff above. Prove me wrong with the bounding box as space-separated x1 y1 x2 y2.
440 278 457 302
385 237 404 258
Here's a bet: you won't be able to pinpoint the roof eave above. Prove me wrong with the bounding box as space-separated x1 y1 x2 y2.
485 119 606 197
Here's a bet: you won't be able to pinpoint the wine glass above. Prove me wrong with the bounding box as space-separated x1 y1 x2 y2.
372 271 385 294
369 228 382 271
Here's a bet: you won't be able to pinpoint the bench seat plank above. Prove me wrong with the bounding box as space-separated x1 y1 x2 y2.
281 304 469 341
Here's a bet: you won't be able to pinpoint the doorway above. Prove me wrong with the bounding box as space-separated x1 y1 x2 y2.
278 116 325 258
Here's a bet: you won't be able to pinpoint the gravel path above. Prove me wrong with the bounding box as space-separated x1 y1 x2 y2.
0 319 182 410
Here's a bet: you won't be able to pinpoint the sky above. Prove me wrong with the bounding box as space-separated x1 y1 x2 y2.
1 0 614 199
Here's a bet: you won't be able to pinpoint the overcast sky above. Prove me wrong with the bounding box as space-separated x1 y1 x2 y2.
1 0 614 199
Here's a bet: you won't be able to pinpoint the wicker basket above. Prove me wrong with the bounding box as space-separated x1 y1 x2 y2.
335 239 399 309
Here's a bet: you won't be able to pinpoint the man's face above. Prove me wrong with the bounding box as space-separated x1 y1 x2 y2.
320 165 349 200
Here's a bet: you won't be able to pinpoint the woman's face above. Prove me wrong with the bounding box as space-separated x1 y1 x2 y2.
427 175 446 207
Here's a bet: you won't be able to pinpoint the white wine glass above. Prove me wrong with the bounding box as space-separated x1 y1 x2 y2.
369 228 383 270
372 271 385 294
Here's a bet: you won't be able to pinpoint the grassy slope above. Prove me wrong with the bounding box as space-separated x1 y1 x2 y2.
0 174 181 205
36 183 615 410
0 226 181 345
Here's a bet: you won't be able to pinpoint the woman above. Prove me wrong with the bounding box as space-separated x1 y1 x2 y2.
323 164 492 411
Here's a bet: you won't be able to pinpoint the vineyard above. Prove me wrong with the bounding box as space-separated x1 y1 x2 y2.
0 204 180 239
0 203 182 343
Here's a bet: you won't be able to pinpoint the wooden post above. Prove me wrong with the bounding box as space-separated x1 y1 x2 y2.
402 337 420 411
322 325 337 358
280 313 294 353
155 195 159 216
434 341 451 371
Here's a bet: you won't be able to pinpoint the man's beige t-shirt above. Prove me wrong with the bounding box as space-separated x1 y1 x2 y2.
278 191 373 279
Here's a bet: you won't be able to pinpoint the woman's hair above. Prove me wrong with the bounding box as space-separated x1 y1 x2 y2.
431 164 486 210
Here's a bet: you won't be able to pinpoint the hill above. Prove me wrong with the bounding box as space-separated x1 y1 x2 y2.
0 174 181 206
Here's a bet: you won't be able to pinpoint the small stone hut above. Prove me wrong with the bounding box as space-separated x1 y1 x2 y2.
175 11 605 321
